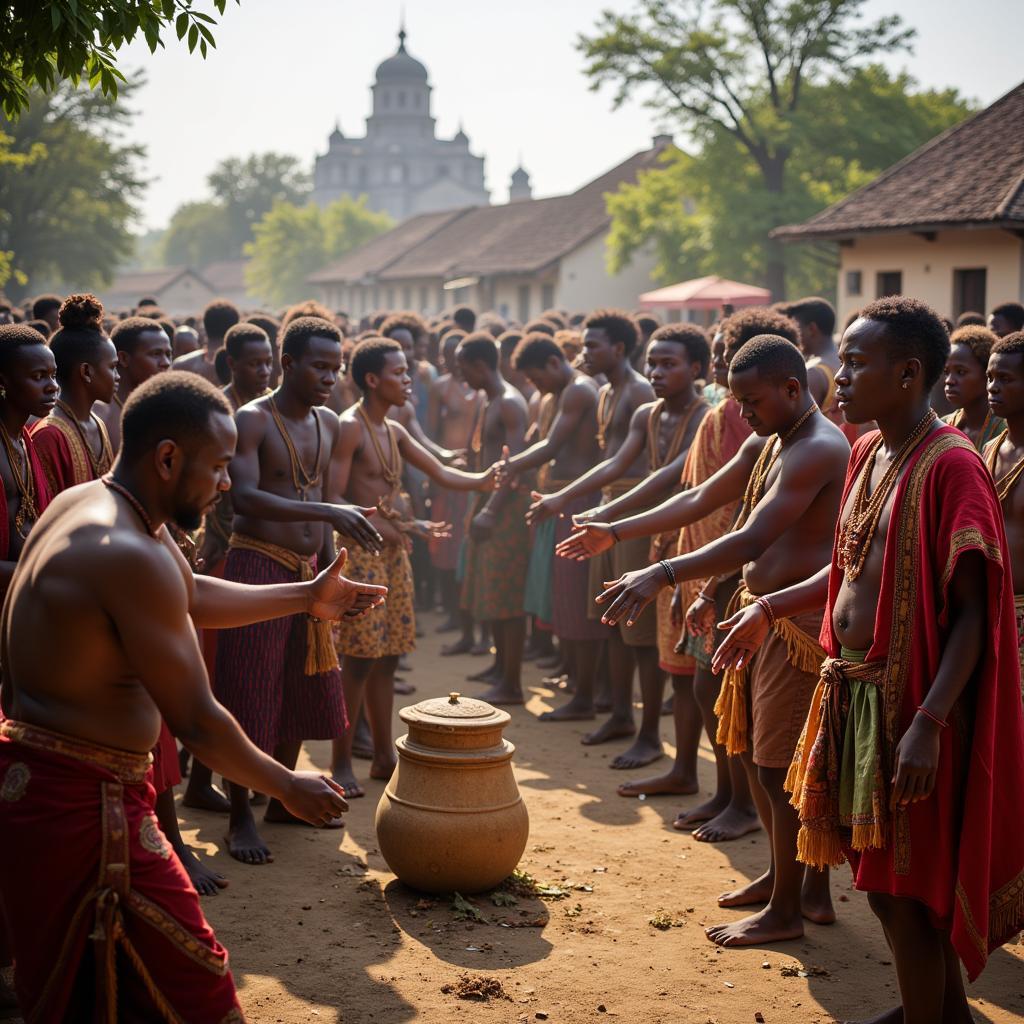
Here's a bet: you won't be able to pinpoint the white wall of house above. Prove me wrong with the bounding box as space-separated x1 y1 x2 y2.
556 231 659 314
835 228 1024 328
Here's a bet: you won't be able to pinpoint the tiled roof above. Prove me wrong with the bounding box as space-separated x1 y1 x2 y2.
105 266 198 296
201 259 248 290
773 81 1024 240
309 146 667 284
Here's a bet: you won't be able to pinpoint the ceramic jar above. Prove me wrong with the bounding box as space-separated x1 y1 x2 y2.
375 692 529 894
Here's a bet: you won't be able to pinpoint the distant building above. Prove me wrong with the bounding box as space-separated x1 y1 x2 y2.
312 28 489 220
101 267 216 316
774 81 1024 325
307 139 671 321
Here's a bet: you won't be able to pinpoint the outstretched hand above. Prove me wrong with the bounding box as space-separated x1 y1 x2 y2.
595 565 666 627
402 519 453 541
555 522 615 561
332 504 384 555
526 490 565 526
685 594 716 637
308 548 388 621
710 603 769 674
282 771 349 825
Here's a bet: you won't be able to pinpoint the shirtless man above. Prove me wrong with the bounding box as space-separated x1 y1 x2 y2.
779 297 839 414
552 324 710 784
530 310 657 762
456 332 531 704
214 315 384 865
223 322 274 412
173 324 201 360
715 299 1024 1021
984 330 1024 684
173 298 239 386
561 335 850 945
942 324 1003 450
0 371 384 1022
495 333 602 711
329 336 493 796
94 316 173 451
427 328 482 634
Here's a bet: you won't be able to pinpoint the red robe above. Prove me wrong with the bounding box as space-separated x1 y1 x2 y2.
0 428 51 565
28 415 104 496
819 426 1024 980
0 721 242 1022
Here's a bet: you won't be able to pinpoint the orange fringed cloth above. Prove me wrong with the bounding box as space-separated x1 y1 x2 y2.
789 426 1024 981
0 721 244 1022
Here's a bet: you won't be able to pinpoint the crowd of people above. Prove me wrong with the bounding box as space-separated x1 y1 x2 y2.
0 286 1022 1022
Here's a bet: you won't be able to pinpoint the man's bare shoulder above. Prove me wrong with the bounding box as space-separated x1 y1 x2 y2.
172 350 207 371
565 376 599 404
314 404 342 438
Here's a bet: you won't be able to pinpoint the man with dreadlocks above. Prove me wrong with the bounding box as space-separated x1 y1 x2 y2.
328 336 493 798
561 332 850 947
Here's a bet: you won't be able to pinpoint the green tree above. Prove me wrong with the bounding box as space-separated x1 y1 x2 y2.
579 0 916 298
162 200 234 266
605 65 973 298
0 82 145 300
0 1 238 120
245 196 393 306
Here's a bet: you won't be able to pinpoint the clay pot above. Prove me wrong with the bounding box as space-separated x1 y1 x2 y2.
375 692 529 894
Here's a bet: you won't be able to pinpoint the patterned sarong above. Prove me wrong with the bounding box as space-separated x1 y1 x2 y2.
460 491 532 621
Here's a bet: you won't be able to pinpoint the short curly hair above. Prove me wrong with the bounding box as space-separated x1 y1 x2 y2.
224 323 270 360
992 302 1024 332
856 296 950 390
729 334 808 388
281 316 342 360
456 331 499 370
380 311 426 345
202 299 240 340
583 309 640 355
949 325 998 370
350 336 403 392
721 307 800 357
647 324 710 379
991 331 1024 359
512 333 564 372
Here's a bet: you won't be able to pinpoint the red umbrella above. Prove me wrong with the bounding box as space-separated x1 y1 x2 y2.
639 275 771 311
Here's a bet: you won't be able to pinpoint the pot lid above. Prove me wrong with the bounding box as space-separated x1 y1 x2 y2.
400 692 510 728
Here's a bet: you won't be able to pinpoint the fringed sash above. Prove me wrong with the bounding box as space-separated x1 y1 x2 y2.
713 583 827 756
229 533 338 676
785 655 888 870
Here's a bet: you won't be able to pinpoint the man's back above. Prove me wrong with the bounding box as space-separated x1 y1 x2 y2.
3 481 187 753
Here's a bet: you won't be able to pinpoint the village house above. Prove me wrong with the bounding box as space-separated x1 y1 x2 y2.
774 81 1024 327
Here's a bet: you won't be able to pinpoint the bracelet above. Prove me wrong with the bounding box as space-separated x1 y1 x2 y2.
659 559 676 587
754 596 777 629
610 523 621 543
916 705 948 729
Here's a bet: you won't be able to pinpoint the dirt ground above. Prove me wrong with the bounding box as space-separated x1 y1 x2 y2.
179 612 1024 1024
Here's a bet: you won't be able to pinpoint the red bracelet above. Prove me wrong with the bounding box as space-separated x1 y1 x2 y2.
916 705 948 729
755 596 777 629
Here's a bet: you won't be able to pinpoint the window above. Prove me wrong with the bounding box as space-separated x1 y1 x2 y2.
518 285 531 323
876 271 902 298
385 288 395 308
402 286 412 307
845 270 862 297
953 268 986 318
541 284 555 310
419 286 429 311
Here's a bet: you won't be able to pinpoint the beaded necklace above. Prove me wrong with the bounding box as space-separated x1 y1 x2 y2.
596 385 621 452
647 397 706 472
837 409 937 581
356 401 402 520
268 395 322 500
55 399 113 477
101 474 158 538
985 429 1024 503
733 402 819 531
226 385 271 413
0 422 38 538
949 406 1001 452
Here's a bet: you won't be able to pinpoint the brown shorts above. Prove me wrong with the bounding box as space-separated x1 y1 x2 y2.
749 609 825 768
586 534 658 648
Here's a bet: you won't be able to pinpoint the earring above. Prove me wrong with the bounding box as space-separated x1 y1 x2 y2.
902 382 909 390
0 386 6 398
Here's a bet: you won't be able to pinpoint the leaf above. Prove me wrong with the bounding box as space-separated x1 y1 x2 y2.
451 893 488 924
489 890 518 907
187 23 198 52
176 12 189 38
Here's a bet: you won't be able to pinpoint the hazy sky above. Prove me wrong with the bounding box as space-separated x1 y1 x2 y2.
119 0 1023 232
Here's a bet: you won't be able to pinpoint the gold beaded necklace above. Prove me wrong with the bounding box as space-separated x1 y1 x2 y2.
985 428 1024 503
734 402 819 531
596 385 621 452
0 422 38 538
356 401 402 520
837 409 937 581
268 395 323 500
647 396 706 472
55 399 113 478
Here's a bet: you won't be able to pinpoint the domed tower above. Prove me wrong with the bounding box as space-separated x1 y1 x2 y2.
509 164 532 203
367 27 435 139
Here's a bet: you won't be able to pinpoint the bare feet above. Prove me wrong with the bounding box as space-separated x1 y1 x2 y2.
800 873 836 925
610 737 664 770
441 637 473 656
718 870 773 908
581 715 635 747
352 715 374 760
617 769 698 798
467 663 501 683
332 770 365 799
673 794 728 829
478 682 525 706
182 779 231 814
539 694 595 722
263 799 344 829
470 640 492 657
175 842 228 896
227 819 274 865
691 805 762 843
705 905 804 947
369 757 397 782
